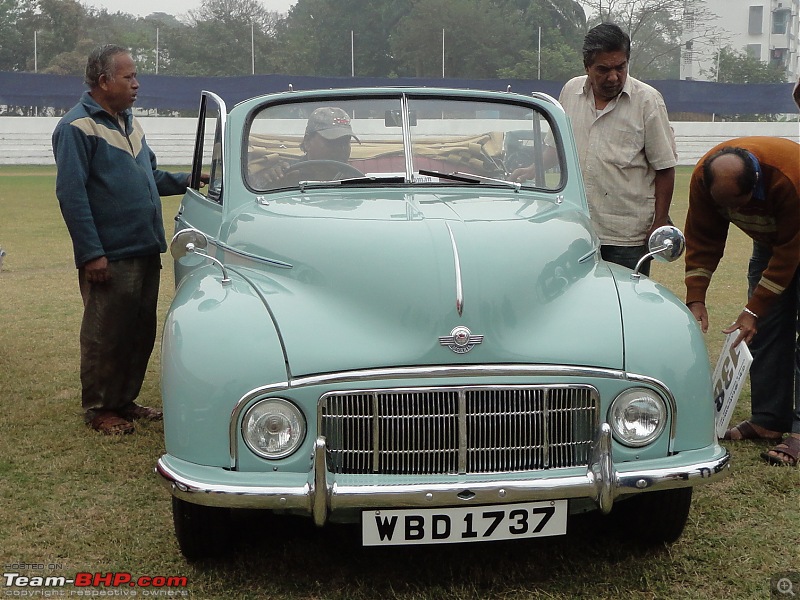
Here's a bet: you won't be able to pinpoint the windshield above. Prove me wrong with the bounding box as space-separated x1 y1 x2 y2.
245 94 563 192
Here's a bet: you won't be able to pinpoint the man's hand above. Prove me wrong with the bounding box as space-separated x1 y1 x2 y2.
255 160 292 186
723 310 757 347
645 214 672 241
83 256 110 283
687 301 708 333
509 165 536 182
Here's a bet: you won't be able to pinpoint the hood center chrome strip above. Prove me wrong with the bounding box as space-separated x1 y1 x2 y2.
445 222 464 317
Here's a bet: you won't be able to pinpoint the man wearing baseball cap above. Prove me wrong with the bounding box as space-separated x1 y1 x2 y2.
301 106 359 162
254 106 359 187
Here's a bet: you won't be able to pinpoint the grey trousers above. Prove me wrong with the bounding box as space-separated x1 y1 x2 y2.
78 255 161 421
747 242 800 434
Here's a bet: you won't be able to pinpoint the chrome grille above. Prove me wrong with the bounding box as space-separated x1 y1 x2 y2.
320 386 598 475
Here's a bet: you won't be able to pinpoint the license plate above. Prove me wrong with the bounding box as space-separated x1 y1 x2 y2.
362 500 567 546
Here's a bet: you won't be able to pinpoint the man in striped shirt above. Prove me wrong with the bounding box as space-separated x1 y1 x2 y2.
684 136 800 466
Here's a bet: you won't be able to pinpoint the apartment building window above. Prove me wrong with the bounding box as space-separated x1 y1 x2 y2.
748 5 764 34
683 40 695 64
684 10 696 31
746 43 762 58
772 9 789 35
771 47 787 68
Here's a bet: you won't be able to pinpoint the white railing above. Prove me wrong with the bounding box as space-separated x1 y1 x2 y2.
2 117 798 167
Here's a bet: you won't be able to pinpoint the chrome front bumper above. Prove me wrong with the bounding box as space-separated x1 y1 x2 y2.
156 424 730 526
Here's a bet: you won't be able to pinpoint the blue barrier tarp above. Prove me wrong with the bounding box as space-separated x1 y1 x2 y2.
0 71 796 115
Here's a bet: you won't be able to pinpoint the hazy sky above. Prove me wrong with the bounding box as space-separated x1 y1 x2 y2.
83 0 297 19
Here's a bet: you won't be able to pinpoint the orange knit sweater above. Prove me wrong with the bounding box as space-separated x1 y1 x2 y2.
684 136 800 318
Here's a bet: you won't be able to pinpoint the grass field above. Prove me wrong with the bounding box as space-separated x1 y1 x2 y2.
0 165 798 600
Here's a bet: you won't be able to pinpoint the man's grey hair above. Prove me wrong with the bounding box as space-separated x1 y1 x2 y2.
84 44 129 88
582 23 631 67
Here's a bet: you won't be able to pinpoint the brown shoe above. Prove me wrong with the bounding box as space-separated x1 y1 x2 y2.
119 403 163 421
89 411 134 435
722 420 782 441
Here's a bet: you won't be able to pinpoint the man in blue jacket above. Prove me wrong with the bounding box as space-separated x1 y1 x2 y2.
52 45 205 434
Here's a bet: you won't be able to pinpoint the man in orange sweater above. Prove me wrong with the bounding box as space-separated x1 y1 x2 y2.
684 136 800 466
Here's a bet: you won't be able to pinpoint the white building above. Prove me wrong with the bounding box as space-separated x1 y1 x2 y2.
681 0 799 81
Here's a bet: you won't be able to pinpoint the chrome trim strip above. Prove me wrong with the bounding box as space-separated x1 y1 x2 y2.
217 241 293 269
171 219 293 269
530 91 564 112
624 373 679 450
457 390 467 473
371 392 380 472
400 94 414 180
157 441 730 521
445 222 464 316
229 381 290 468
292 364 626 388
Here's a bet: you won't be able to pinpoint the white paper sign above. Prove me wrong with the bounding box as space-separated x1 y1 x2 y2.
712 331 753 438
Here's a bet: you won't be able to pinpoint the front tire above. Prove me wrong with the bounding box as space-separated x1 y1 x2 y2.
172 496 232 561
610 487 693 545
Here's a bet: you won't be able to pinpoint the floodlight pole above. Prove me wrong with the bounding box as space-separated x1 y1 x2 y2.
351 30 354 76
442 29 445 78
538 26 541 80
251 22 255 74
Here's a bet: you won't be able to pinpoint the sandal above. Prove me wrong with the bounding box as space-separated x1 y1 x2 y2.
89 411 134 435
761 434 800 467
722 420 782 441
119 403 163 421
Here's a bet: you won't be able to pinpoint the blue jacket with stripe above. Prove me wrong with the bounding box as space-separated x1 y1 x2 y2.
52 91 189 268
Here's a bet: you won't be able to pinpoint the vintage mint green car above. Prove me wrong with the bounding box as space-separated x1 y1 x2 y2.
156 87 729 560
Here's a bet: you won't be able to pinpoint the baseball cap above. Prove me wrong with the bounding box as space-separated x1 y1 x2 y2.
305 107 359 141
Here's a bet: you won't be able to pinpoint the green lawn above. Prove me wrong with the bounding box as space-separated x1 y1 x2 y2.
0 165 797 600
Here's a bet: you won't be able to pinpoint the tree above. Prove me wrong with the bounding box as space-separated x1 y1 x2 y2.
390 0 528 78
164 0 280 75
0 0 31 71
704 46 787 84
35 0 89 71
275 0 413 77
581 0 721 78
498 38 583 81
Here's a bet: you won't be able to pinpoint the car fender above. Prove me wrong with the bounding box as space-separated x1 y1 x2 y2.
161 265 288 466
614 270 716 451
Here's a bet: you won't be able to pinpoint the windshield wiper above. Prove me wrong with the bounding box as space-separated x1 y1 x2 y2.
417 169 521 192
417 169 481 183
298 175 406 192
339 175 406 185
453 172 522 192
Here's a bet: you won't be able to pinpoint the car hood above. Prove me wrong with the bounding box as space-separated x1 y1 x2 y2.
223 189 623 376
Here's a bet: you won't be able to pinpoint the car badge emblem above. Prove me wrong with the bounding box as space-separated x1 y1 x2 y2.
439 326 484 354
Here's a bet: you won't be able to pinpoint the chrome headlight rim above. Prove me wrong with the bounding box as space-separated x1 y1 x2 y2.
608 387 667 447
242 397 307 460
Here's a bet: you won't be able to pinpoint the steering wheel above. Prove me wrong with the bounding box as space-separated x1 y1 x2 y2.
284 160 365 180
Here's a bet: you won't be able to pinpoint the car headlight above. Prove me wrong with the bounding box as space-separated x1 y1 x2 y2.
242 398 306 459
609 388 667 447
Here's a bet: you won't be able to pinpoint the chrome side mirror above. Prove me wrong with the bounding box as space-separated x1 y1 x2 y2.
631 225 686 280
170 228 231 286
